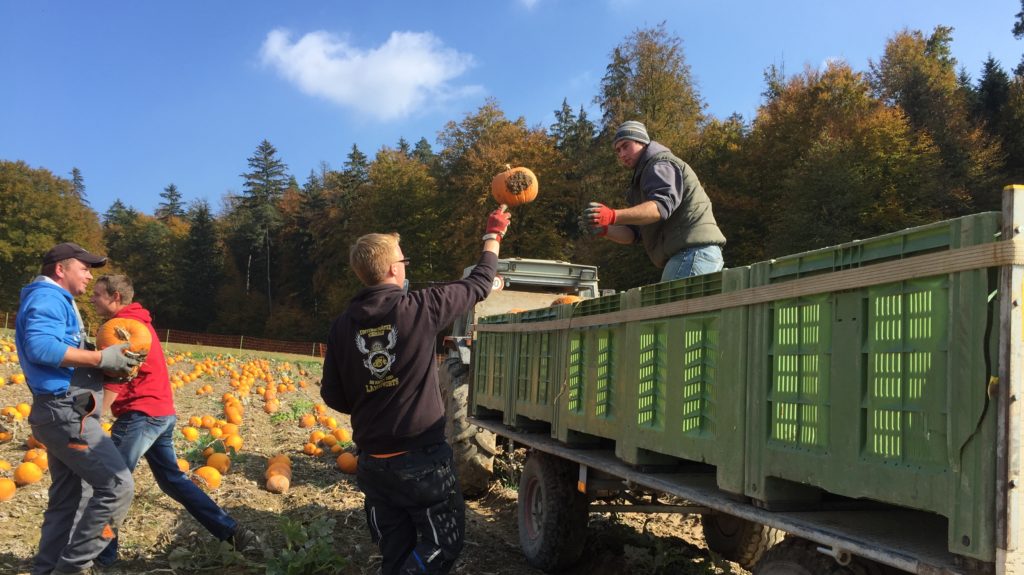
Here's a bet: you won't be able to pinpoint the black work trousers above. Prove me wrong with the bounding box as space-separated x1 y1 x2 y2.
356 442 465 575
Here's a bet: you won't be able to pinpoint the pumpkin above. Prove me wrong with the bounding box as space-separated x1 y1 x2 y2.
192 466 222 490
206 452 231 474
177 458 190 473
95 317 152 378
298 414 316 428
265 474 290 494
26 434 46 450
332 427 352 443
181 426 200 442
13 461 43 486
336 452 358 474
550 295 582 307
265 463 292 481
268 453 291 467
223 434 243 453
0 477 15 502
491 165 539 207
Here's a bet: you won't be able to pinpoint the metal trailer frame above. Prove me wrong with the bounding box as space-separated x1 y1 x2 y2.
470 185 1024 575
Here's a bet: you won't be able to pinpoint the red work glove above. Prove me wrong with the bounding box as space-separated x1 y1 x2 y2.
584 202 617 227
486 207 511 238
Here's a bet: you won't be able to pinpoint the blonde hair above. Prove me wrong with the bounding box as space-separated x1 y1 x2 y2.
94 274 135 304
350 233 401 286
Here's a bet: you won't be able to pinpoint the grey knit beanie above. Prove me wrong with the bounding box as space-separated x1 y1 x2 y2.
613 120 650 146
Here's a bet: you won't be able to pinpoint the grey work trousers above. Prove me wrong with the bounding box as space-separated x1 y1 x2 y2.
28 368 134 575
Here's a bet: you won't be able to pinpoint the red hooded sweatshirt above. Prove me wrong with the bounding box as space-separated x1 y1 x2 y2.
103 302 175 417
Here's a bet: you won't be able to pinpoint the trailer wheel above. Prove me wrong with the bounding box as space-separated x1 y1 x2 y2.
753 538 888 575
701 512 784 569
517 451 588 572
439 356 496 498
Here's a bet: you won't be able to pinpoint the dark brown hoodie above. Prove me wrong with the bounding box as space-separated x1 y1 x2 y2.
320 251 496 454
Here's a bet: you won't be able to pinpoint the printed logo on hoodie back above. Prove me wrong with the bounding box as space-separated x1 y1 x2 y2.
355 325 399 392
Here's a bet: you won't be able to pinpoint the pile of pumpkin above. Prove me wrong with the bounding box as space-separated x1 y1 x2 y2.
0 433 51 502
298 404 358 476
175 393 248 491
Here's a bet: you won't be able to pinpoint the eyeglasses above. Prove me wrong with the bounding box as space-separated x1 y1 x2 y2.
395 257 411 267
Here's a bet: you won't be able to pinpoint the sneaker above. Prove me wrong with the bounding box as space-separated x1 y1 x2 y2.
229 526 262 551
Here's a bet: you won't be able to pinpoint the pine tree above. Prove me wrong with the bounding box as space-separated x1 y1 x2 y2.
397 137 411 157
180 200 223 331
70 167 88 205
342 144 370 191
412 137 436 168
156 183 185 221
975 57 1010 130
228 139 290 315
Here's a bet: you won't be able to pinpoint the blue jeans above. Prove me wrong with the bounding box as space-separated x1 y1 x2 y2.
98 412 236 564
661 245 724 282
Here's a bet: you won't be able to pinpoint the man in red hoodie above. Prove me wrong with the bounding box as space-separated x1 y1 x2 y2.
89 274 258 567
320 208 510 574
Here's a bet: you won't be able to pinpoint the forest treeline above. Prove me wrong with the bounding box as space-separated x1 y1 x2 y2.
3 22 1024 341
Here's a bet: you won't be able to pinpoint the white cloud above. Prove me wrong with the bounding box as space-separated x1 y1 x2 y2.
260 28 480 121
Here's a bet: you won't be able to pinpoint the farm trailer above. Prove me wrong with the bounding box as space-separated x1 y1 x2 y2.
457 185 1024 574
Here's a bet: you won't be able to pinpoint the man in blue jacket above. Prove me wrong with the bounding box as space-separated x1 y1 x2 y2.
16 242 139 575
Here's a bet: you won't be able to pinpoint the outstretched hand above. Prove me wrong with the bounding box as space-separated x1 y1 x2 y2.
486 206 511 238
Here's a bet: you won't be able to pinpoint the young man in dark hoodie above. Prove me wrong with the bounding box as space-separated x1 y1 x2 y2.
320 207 511 575
90 274 258 567
581 120 726 282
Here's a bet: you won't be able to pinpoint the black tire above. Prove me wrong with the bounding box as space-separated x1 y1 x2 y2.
438 356 497 498
517 451 588 573
701 512 784 569
753 538 889 575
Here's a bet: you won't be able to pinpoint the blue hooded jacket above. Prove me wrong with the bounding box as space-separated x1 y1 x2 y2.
15 278 84 394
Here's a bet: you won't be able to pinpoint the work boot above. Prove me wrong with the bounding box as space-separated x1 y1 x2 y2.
228 526 262 551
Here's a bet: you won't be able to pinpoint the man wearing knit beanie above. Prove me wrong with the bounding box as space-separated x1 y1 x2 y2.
581 120 726 282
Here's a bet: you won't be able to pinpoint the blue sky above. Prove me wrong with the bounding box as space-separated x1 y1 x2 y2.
1 1 1021 215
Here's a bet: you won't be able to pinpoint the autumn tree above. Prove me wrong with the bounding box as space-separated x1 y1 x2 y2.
870 27 1005 212
0 161 103 310
596 22 705 155
435 100 577 278
749 62 945 256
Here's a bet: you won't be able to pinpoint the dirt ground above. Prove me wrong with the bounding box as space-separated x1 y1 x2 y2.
0 342 747 575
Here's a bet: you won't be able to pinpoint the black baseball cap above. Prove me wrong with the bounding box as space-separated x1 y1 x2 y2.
42 242 108 267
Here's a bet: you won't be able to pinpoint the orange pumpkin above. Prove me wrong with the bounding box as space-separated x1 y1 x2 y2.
192 466 222 490
336 452 358 474
491 166 539 207
95 318 152 378
0 477 15 501
265 474 290 494
206 452 231 474
550 295 582 307
14 462 43 486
